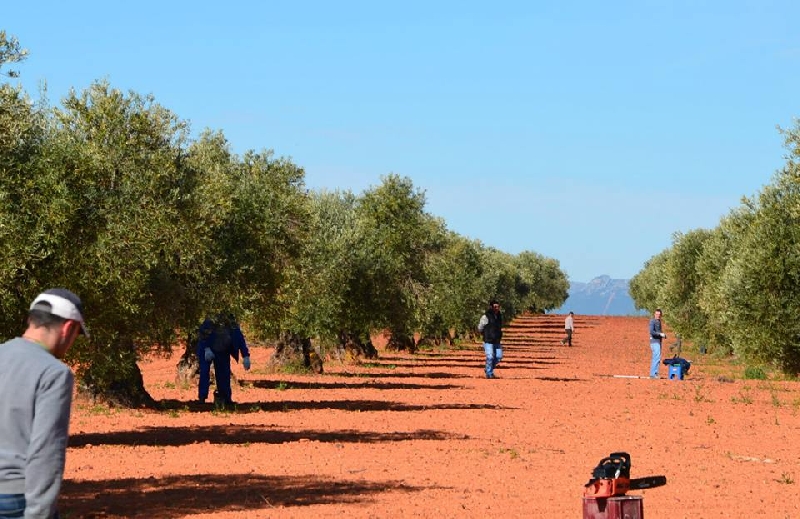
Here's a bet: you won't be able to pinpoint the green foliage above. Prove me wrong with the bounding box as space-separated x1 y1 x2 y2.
743 365 767 380
478 247 521 316
719 166 800 373
1 80 308 401
277 188 364 340
629 249 670 313
659 229 712 340
512 251 569 312
1 56 567 404
694 209 753 354
354 174 432 339
418 232 486 339
0 31 28 79
0 83 55 332
632 121 800 375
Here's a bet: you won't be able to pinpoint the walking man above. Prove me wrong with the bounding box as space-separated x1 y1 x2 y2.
0 289 89 519
197 314 251 407
478 300 503 379
648 309 666 379
561 311 575 346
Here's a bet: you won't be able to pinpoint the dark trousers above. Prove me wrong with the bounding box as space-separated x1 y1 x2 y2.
562 329 573 346
198 352 232 401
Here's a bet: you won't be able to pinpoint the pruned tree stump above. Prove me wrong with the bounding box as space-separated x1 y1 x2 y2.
268 332 324 374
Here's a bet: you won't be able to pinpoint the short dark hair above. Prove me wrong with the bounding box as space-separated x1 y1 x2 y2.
489 299 499 306
28 306 69 330
29 288 88 336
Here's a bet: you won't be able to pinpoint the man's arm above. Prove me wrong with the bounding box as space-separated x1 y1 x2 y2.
232 327 249 358
649 319 664 339
25 366 73 519
477 314 488 332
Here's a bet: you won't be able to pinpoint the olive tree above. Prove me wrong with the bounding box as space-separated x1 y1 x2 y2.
513 251 569 312
0 82 59 334
658 229 713 343
353 174 433 352
3 81 308 405
0 30 28 79
417 231 486 345
476 247 522 318
694 207 753 354
273 189 373 365
719 151 800 373
629 249 671 313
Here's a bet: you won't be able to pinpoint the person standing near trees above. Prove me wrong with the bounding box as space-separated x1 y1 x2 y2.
477 300 503 379
0 288 89 519
648 308 666 379
197 314 251 407
561 311 575 346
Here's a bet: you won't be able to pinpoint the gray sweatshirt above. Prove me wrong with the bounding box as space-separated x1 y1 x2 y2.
0 337 74 519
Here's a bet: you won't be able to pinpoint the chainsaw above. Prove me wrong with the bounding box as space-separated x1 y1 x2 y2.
583 452 667 498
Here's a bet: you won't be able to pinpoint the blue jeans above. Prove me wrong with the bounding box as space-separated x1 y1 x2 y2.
0 494 24 518
483 342 503 377
650 340 661 378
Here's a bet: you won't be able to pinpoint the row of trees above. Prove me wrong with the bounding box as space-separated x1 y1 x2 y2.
629 123 800 375
0 33 569 404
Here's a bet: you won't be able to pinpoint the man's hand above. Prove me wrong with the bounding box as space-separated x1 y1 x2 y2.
204 347 215 362
243 356 251 371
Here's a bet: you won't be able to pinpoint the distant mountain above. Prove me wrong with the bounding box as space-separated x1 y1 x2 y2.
553 275 645 316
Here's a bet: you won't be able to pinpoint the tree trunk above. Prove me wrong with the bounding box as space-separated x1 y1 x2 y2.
416 334 452 348
176 332 200 386
385 332 416 354
269 332 324 374
77 362 155 408
75 337 156 408
334 331 378 362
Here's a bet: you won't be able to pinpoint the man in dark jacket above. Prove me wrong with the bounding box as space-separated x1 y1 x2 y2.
648 309 666 379
477 300 503 378
197 314 251 406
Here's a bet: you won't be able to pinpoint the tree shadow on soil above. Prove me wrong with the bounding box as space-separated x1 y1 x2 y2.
354 360 557 369
69 425 468 448
60 473 431 518
247 380 464 391
503 339 561 347
152 398 511 414
533 376 588 382
401 353 477 359
331 371 472 379
357 361 481 370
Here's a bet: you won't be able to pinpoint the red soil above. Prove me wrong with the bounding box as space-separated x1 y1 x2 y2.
60 314 800 518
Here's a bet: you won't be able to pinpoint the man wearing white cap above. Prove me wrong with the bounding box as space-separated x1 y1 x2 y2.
0 288 88 519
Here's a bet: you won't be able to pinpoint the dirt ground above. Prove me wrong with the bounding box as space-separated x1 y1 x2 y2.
59 314 800 518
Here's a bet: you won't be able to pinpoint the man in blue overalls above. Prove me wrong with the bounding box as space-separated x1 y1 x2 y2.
197 314 251 406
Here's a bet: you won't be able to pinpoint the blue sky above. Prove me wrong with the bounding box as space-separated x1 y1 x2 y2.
5 1 798 281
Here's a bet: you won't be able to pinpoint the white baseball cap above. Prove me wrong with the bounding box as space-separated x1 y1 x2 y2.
30 288 89 337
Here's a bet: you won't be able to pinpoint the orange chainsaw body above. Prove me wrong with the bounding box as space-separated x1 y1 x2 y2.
583 476 631 498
